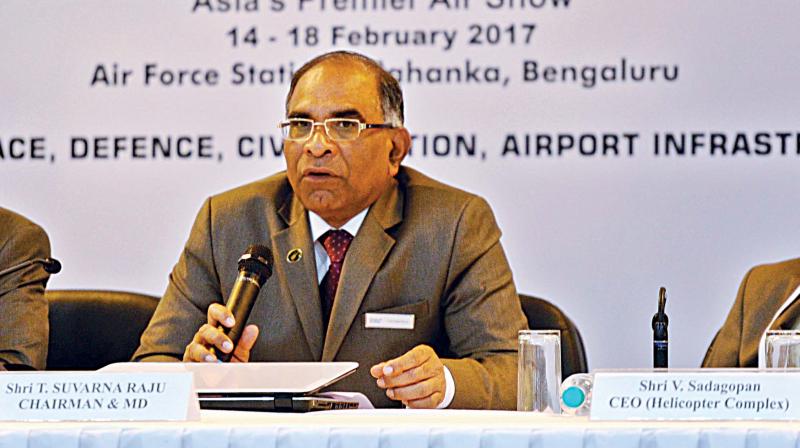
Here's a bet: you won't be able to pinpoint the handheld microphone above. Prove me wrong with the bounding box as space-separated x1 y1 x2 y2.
0 257 61 278
652 287 669 368
217 244 273 362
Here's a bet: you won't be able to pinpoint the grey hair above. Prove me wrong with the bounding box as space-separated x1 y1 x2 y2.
285 51 404 126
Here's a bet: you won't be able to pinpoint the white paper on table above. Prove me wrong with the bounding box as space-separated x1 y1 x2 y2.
316 392 374 409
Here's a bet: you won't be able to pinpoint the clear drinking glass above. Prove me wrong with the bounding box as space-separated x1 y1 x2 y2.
765 330 800 368
517 329 562 412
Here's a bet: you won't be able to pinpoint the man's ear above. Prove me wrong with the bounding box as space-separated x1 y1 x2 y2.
388 128 411 175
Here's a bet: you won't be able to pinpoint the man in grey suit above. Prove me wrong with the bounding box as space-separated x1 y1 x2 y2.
0 208 51 370
703 257 800 367
133 51 528 409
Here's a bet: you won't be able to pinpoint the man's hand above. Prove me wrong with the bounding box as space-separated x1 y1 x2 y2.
370 344 446 408
183 303 259 362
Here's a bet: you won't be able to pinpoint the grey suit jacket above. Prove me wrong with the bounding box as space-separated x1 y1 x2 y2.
134 167 528 409
0 208 51 369
703 257 800 367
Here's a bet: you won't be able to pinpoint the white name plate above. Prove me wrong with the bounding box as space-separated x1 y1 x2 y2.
591 369 800 421
0 372 196 421
365 312 415 330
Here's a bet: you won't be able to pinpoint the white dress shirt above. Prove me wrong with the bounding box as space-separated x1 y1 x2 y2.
307 209 455 408
758 283 800 368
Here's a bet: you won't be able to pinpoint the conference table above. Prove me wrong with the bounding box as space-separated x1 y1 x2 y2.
3 409 798 448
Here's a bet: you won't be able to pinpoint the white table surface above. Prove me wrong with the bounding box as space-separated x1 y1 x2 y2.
2 410 800 448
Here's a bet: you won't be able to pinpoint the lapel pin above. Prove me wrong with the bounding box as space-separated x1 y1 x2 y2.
286 248 303 263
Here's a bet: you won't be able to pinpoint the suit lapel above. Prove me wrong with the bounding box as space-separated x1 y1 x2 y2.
273 195 324 360
745 274 800 366
321 180 404 361
771 279 800 330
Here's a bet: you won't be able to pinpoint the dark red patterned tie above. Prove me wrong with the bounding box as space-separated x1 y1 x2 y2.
319 229 354 329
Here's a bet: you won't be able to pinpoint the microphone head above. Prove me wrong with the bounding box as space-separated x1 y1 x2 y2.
42 258 61 274
237 245 273 285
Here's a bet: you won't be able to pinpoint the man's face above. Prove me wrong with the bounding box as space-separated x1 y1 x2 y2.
284 60 408 227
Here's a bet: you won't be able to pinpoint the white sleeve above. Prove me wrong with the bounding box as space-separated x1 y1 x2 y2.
436 365 456 409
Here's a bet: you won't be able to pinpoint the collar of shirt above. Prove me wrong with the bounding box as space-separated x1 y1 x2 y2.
308 208 368 284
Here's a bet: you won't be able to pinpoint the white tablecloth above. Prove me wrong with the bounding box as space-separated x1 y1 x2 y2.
2 410 799 448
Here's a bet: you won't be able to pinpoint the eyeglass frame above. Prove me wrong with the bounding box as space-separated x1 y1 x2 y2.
278 117 398 142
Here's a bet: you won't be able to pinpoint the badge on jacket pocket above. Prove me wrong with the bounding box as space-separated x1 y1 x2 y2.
364 313 415 330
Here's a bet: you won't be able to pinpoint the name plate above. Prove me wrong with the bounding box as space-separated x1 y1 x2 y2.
0 372 196 421
591 369 800 421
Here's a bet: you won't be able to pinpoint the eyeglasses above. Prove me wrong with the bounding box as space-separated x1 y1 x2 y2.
278 118 396 142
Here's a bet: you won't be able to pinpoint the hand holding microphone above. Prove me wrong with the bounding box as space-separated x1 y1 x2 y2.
183 245 273 363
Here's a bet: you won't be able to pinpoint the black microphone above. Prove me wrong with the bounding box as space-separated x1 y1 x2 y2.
217 244 273 362
0 257 61 278
652 286 669 368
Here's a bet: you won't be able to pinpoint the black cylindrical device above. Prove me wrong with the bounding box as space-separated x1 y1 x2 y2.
652 287 669 368
217 244 273 362
0 257 61 278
